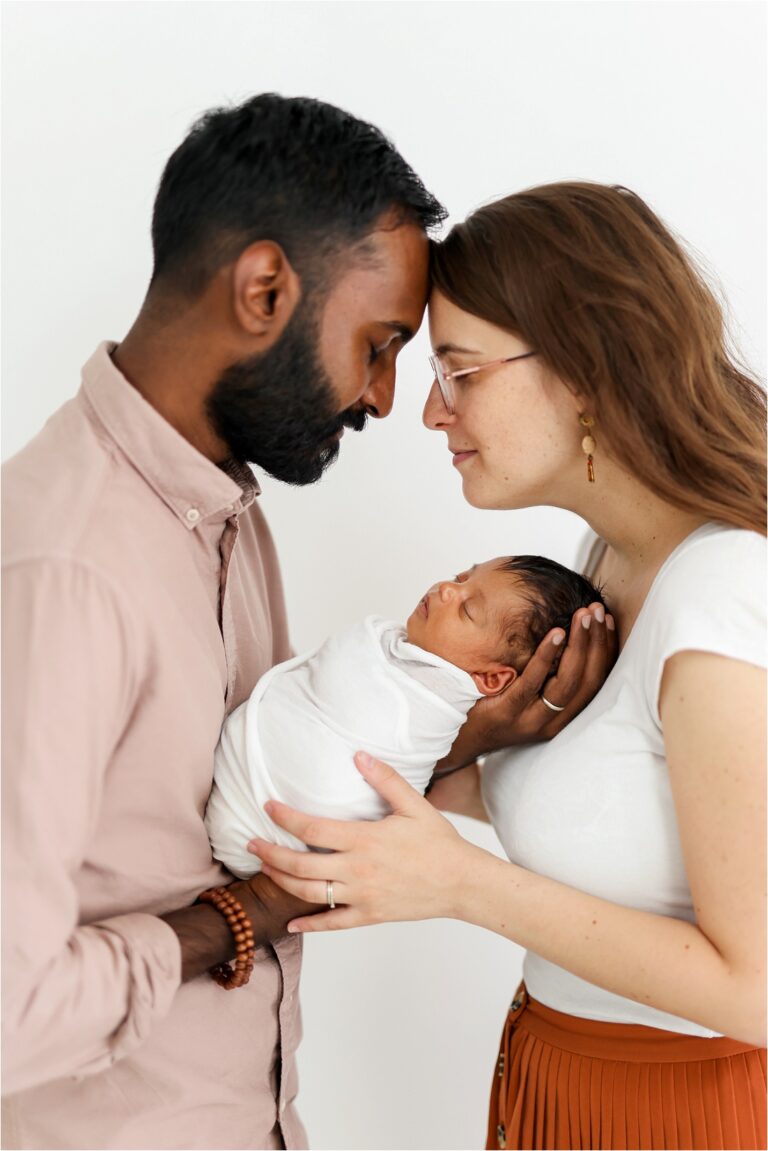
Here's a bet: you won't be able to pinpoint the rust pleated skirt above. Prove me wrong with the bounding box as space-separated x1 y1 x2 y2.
486 985 767 1150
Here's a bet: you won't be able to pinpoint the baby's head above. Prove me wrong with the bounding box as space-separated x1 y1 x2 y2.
405 555 607 696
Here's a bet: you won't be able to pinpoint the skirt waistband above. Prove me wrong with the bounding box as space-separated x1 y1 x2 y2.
508 985 763 1064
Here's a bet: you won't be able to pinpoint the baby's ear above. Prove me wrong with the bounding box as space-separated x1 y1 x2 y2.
471 666 517 696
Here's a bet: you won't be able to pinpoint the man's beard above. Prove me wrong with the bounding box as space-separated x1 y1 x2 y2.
206 299 367 486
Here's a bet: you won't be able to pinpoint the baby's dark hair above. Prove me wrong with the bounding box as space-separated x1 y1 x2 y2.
497 555 607 670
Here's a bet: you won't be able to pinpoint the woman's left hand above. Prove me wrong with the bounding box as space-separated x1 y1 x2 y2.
246 752 479 932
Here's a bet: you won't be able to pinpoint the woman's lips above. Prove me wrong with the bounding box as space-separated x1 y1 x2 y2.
452 450 477 467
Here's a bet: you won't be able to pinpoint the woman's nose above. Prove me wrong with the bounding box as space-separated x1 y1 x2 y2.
422 380 454 429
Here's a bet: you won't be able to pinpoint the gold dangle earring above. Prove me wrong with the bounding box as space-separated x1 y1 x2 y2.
579 415 596 483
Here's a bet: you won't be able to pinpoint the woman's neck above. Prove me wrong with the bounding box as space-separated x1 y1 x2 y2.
572 463 709 637
575 461 707 568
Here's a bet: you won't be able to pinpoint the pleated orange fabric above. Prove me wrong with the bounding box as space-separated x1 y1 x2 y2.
486 986 767 1150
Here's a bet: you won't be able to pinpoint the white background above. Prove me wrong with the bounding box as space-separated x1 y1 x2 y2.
2 3 765 1148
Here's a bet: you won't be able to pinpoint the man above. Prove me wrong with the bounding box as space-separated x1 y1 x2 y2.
1 94 440 1150
2 94 610 1150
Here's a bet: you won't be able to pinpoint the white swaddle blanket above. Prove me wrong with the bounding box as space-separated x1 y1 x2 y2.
206 615 482 877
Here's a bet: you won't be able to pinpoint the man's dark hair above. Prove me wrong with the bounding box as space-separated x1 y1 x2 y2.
150 93 446 296
499 555 608 669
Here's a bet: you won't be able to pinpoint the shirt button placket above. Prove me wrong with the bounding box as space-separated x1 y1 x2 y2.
219 518 240 704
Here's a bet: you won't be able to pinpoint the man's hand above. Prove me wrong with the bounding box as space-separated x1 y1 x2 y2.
438 602 616 770
239 872 317 939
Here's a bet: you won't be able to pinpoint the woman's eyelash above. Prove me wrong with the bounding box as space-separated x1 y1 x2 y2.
368 344 381 364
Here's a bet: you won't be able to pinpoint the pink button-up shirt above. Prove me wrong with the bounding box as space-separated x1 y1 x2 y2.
2 344 306 1150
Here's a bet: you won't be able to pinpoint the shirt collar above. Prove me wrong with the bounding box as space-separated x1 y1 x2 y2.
80 341 260 528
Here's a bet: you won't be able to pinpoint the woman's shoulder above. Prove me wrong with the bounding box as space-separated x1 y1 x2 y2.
652 523 765 604
637 524 766 693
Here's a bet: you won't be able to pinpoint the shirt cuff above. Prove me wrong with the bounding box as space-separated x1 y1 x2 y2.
76 912 182 1077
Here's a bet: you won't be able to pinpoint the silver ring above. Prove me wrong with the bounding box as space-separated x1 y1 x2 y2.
326 881 336 909
540 693 566 713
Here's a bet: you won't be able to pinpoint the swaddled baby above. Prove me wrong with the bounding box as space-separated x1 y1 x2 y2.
206 554 605 877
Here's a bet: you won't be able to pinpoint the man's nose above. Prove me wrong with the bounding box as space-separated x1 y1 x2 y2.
362 372 395 419
423 380 453 429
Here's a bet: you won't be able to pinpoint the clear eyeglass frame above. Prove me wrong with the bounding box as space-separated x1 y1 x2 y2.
428 350 538 414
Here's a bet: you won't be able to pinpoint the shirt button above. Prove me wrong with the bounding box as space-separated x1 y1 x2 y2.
185 508 200 523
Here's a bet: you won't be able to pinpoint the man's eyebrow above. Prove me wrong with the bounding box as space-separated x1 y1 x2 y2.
382 321 414 343
435 342 482 356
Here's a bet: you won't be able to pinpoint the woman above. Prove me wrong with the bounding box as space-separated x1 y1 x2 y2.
248 183 766 1150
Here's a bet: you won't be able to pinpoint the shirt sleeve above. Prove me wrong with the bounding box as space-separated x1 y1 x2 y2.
1 558 181 1094
642 528 767 725
573 527 602 578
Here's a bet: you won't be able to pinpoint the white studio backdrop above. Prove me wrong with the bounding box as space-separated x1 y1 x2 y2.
2 3 765 1148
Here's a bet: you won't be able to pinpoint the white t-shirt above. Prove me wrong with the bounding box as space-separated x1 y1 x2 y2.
206 615 482 878
482 523 766 1035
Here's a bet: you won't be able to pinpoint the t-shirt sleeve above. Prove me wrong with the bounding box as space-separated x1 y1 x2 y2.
573 527 601 578
642 528 767 725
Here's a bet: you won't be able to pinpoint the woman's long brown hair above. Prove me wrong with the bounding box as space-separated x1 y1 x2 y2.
431 182 766 534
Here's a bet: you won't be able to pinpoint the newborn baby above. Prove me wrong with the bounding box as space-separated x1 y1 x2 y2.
206 554 605 877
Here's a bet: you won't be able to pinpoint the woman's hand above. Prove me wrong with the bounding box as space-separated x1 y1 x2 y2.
246 753 484 932
440 602 617 769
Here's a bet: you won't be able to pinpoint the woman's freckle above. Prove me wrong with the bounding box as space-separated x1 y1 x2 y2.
591 919 597 925
684 944 690 949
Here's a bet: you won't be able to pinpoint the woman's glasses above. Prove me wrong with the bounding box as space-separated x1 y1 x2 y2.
428 351 538 414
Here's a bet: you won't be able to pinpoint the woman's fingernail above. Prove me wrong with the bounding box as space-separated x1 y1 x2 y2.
356 751 373 770
606 615 616 631
581 614 592 630
552 631 565 646
287 923 300 934
594 606 605 623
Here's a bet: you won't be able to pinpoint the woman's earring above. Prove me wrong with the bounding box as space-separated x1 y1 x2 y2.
579 415 596 483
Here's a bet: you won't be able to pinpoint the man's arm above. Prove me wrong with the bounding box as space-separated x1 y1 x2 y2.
1 558 310 1094
162 874 314 983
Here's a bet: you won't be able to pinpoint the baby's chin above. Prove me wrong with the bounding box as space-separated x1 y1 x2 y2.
404 610 421 647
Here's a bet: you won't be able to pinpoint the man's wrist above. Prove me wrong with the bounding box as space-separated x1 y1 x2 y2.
162 900 236 984
161 873 307 986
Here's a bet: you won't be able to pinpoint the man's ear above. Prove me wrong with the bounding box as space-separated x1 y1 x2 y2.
471 665 518 697
231 241 301 344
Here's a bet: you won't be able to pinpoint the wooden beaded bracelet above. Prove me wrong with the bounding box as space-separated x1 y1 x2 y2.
198 886 256 989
